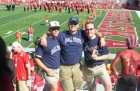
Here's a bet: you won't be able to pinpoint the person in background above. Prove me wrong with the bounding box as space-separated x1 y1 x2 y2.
27 26 34 41
45 15 49 26
34 36 41 51
0 37 15 91
10 42 31 91
16 31 22 44
111 35 140 91
82 21 86 30
35 21 61 91
83 22 112 91
106 60 117 90
27 53 35 91
34 37 41 74
106 60 112 75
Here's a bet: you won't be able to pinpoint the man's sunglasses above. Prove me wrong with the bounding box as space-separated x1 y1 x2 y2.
85 28 94 31
70 22 78 25
51 27 60 31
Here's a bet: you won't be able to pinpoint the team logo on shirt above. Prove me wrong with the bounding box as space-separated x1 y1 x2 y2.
64 37 82 44
51 45 60 55
84 45 98 55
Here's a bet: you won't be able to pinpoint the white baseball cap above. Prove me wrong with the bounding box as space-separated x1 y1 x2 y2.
49 21 60 28
12 42 22 48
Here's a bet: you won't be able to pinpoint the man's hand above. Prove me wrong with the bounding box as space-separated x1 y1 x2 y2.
100 37 106 47
91 53 98 60
95 32 106 47
40 33 47 47
46 69 55 77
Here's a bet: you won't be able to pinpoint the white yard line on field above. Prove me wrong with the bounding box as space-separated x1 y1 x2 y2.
0 12 44 26
0 12 23 19
3 13 59 39
136 11 140 18
27 43 34 48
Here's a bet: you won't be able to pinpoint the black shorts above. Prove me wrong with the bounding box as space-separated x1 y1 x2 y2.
115 74 138 91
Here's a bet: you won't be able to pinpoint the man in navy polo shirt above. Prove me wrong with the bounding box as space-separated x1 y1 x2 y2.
34 21 60 91
83 22 112 91
58 17 84 91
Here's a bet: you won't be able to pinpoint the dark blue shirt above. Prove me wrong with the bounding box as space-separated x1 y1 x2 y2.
35 36 60 69
57 30 85 65
83 36 109 66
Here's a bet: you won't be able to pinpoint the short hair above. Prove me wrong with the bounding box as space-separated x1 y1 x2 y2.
85 22 95 28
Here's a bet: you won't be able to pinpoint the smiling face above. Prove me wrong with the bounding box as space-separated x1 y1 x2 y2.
85 22 96 39
49 27 60 38
68 21 79 34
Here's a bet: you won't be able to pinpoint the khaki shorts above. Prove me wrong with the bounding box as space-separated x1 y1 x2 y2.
84 64 110 88
60 63 83 91
42 68 59 84
16 80 29 91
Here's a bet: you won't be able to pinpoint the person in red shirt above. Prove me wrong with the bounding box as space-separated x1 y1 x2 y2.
45 15 48 26
111 35 140 91
27 26 34 41
10 42 31 91
26 53 35 91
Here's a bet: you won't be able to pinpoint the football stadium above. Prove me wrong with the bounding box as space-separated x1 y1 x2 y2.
0 0 140 91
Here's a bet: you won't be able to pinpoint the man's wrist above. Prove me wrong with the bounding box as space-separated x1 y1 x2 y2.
100 36 105 38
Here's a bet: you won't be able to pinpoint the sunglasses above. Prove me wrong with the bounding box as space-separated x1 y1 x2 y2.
70 22 78 25
85 28 94 31
51 27 60 31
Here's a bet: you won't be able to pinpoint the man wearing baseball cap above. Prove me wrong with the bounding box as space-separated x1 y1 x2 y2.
68 17 79 24
49 21 60 30
40 17 105 91
35 21 61 91
10 42 31 91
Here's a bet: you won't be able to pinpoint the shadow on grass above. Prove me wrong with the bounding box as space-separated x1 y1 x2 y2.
9 43 12 46
40 23 45 25
22 37 28 41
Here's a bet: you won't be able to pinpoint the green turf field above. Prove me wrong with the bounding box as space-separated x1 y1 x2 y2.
0 5 140 55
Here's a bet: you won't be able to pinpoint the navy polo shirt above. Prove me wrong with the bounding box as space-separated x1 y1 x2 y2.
83 36 109 66
57 30 85 65
35 36 60 69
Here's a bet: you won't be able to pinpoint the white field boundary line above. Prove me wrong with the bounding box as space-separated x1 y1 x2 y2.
136 11 140 18
3 13 59 39
0 11 44 27
27 16 70 48
0 11 24 19
97 9 109 31
130 11 139 40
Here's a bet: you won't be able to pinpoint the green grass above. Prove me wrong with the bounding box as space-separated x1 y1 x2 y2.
0 5 140 55
1 5 140 74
